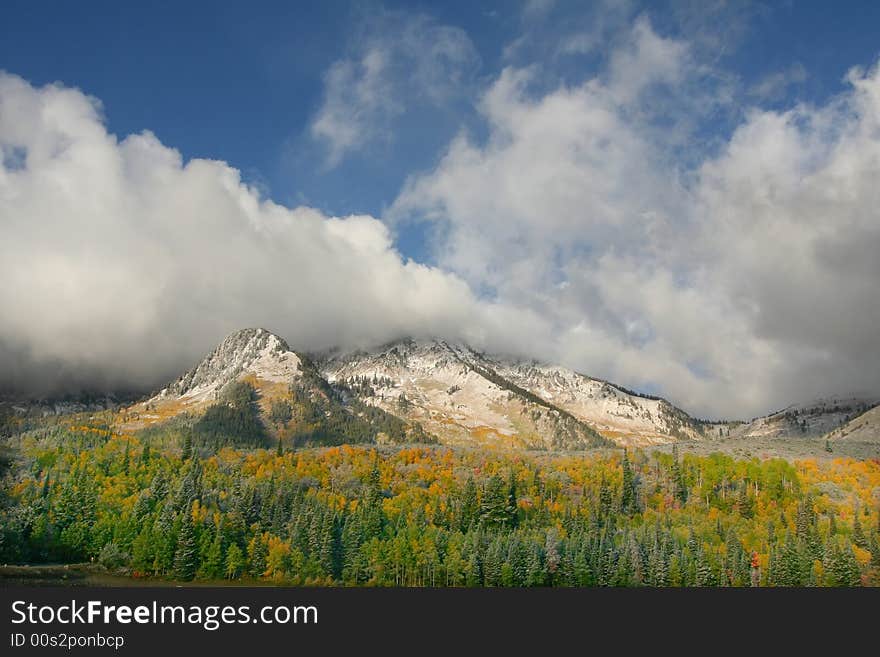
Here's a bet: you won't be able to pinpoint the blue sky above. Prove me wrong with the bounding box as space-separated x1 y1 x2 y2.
4 0 880 261
2 1 880 417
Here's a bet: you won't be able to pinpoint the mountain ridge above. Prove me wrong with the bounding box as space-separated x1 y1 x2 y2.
5 328 878 453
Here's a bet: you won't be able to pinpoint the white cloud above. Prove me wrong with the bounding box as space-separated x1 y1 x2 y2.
4 14 880 421
310 48 398 168
606 15 688 103
391 20 880 419
748 62 808 102
0 72 522 395
309 12 479 168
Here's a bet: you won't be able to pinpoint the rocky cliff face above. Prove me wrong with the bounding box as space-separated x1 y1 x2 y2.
319 339 631 448
156 328 303 403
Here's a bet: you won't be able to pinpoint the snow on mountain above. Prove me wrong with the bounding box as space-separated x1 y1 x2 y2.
155 327 302 404
826 403 880 444
118 328 304 431
318 339 608 449
734 396 879 440
112 329 876 450
487 359 706 445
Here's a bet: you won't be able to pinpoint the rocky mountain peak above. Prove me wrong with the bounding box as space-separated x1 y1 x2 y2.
156 327 302 402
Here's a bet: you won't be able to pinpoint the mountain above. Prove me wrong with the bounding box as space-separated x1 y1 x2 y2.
318 339 609 449
108 329 877 453
734 396 879 440
0 393 125 418
825 403 880 444
318 339 710 447
120 328 303 430
120 328 431 448
483 358 709 445
157 327 303 402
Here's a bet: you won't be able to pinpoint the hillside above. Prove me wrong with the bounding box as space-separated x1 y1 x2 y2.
318 339 609 449
5 328 875 454
118 328 430 449
826 404 880 444
735 397 879 440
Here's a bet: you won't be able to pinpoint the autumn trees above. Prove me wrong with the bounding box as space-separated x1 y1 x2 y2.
1 421 878 587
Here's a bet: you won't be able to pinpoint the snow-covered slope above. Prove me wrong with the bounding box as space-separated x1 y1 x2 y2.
113 329 876 450
825 403 880 444
156 327 302 404
318 339 609 449
120 328 305 430
488 359 706 445
734 396 879 440
319 339 673 447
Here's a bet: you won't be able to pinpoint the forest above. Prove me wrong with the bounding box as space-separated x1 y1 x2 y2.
0 414 878 587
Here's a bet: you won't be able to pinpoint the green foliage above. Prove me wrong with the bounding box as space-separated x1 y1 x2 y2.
268 399 292 427
1 423 878 586
98 541 130 571
173 509 198 581
193 381 268 449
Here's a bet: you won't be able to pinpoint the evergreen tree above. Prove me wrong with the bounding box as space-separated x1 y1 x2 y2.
459 477 479 531
695 548 715 586
832 542 861 587
140 443 151 465
173 511 198 581
181 431 193 461
131 523 154 573
868 532 880 569
248 534 268 578
480 474 515 528
852 511 867 549
225 543 245 579
736 484 754 519
506 471 519 528
202 528 225 579
672 452 688 506
620 450 636 515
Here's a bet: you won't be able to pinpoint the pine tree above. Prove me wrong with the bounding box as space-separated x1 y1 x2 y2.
833 542 861 587
598 477 613 518
181 430 193 461
459 477 479 531
695 548 715 587
852 511 867 549
225 543 245 579
868 532 880 569
620 450 637 515
173 511 198 581
202 528 225 579
248 534 268 578
736 484 754 519
152 503 177 575
480 474 514 528
672 452 688 506
131 523 154 574
506 471 519 528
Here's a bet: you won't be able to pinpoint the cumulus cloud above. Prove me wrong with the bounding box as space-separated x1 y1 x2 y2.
0 72 525 396
3 13 880 420
391 19 880 419
309 12 480 168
